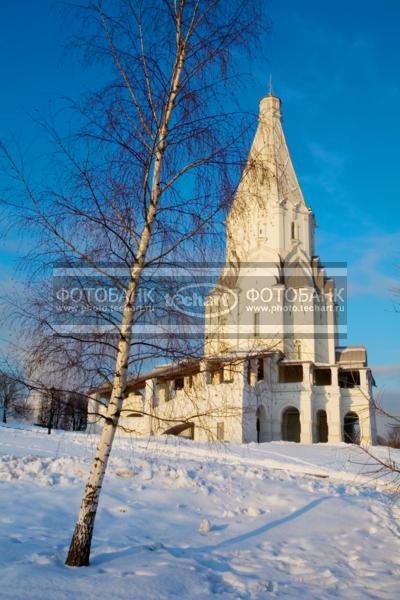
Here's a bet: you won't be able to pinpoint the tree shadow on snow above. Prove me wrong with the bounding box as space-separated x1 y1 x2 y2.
170 496 331 555
91 496 332 574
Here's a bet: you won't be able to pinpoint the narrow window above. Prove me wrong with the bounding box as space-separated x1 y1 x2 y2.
291 221 296 240
217 422 225 441
257 358 264 381
294 340 302 360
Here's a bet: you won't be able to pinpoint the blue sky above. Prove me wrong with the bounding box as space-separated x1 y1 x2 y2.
0 0 399 412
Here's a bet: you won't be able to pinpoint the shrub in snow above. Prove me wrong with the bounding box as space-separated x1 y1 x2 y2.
199 519 211 534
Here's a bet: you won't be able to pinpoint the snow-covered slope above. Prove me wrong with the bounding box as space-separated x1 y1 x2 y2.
0 424 399 599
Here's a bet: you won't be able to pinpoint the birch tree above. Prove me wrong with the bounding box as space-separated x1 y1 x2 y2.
1 0 264 566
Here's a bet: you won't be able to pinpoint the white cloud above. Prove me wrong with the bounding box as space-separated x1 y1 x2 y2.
308 142 348 168
324 232 400 299
372 364 400 376
373 388 400 420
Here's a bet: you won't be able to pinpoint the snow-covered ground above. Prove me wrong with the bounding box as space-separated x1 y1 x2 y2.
0 424 399 599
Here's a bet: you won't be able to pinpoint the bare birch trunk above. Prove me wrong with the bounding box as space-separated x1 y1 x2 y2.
64 291 136 565
65 18 187 565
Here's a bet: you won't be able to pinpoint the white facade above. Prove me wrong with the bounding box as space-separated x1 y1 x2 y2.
89 93 377 446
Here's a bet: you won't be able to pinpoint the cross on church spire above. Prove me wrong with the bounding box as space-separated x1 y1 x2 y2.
268 73 273 96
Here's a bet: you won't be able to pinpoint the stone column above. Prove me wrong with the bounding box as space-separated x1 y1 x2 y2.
270 356 282 441
272 284 285 352
327 366 342 442
87 391 103 434
144 379 155 436
359 369 373 445
271 403 281 441
300 363 313 443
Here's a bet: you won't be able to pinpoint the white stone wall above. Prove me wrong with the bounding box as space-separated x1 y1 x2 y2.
89 357 375 447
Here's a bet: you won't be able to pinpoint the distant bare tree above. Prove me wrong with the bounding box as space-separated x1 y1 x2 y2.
65 392 88 431
0 369 27 423
365 272 400 478
37 388 87 433
39 387 63 434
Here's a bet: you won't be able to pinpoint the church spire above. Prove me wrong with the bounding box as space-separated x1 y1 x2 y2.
226 89 314 262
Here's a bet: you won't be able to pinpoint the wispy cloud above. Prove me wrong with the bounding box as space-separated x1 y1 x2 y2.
308 142 348 168
372 364 400 376
374 388 400 419
304 141 349 197
321 231 400 299
346 233 400 299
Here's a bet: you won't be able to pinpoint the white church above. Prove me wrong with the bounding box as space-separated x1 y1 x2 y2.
90 92 377 446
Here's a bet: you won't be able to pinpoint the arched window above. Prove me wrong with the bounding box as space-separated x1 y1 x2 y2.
316 410 328 443
282 407 301 442
344 412 360 444
291 221 296 240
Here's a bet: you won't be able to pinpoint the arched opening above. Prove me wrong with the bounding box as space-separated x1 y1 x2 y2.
164 422 194 440
344 412 360 444
282 407 300 442
316 410 328 443
256 358 264 381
